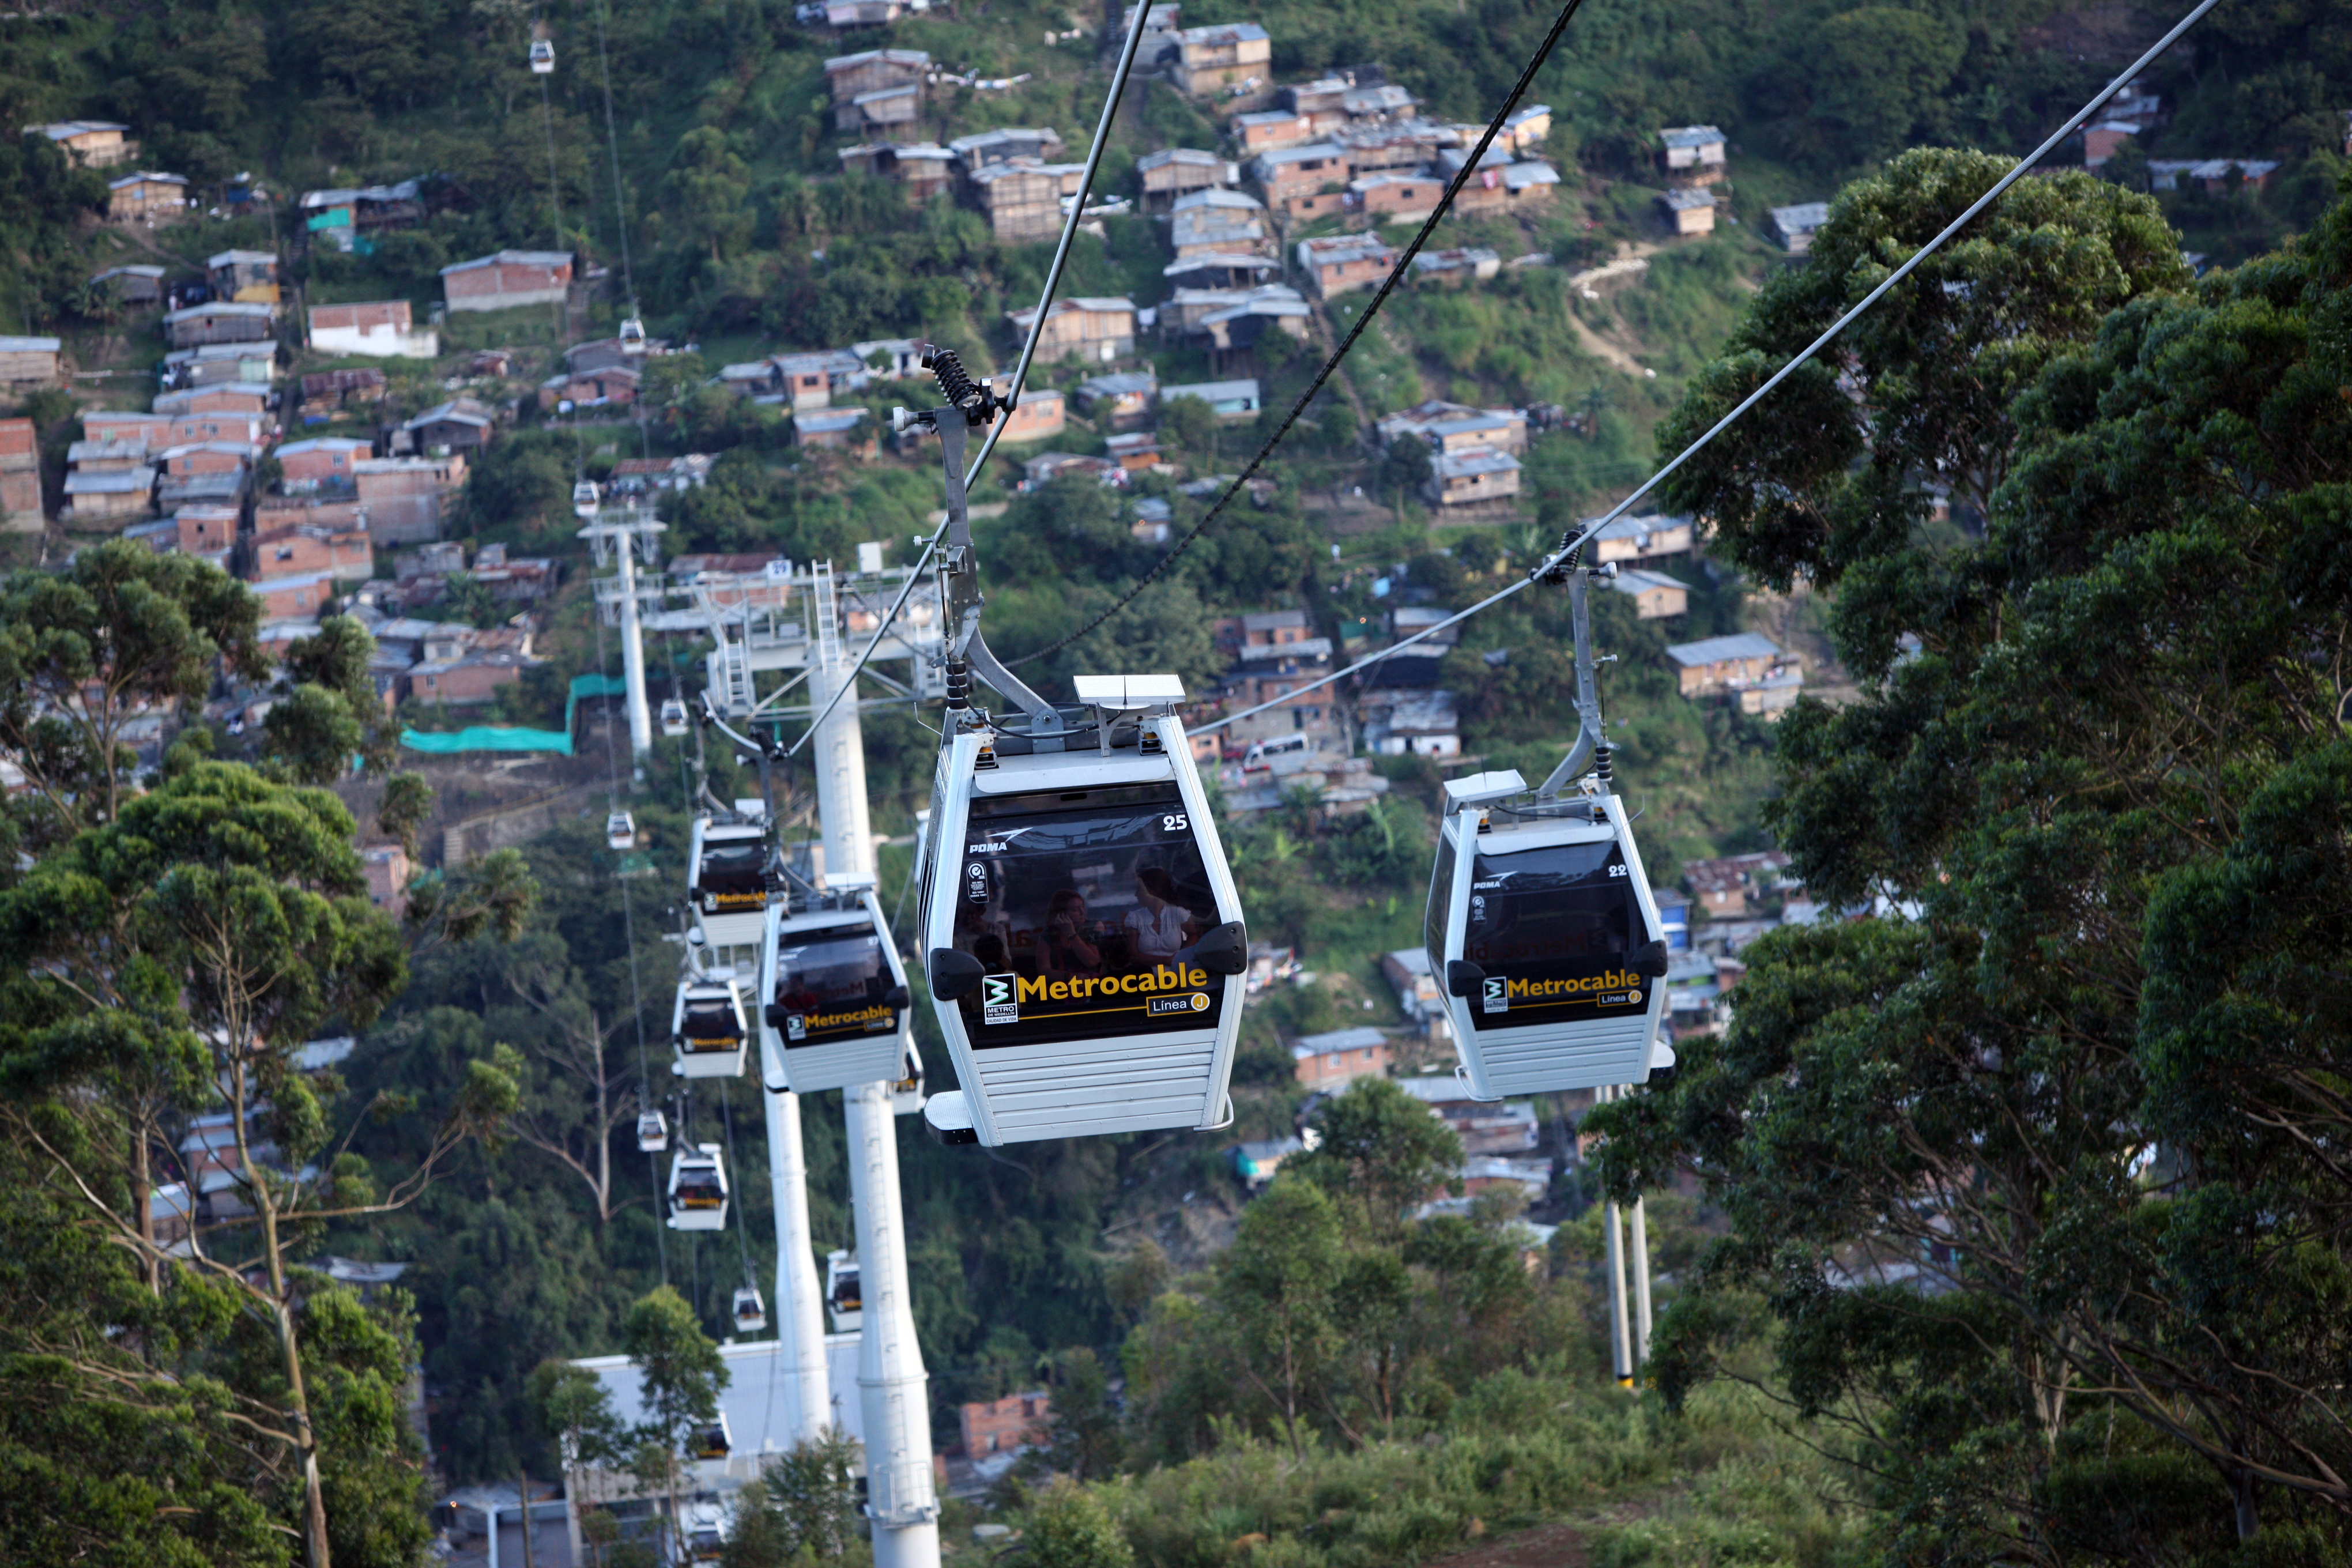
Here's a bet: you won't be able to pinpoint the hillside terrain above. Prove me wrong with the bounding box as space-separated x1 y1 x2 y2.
0 0 2347 1565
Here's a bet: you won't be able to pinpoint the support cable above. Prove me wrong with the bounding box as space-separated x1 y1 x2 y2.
1007 0 1597 669
780 0 1160 759
598 609 667 1286
1190 0 2222 737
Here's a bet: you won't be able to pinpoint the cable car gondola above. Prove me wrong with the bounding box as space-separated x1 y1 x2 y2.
689 808 773 948
606 810 635 851
756 882 912 1094
666 1143 729 1231
619 315 648 353
684 1502 725 1561
893 354 1250 1146
670 974 748 1079
824 1249 861 1333
571 479 599 517
528 36 554 73
732 1285 767 1335
1424 551 1671 1098
661 697 691 738
636 1108 668 1152
918 677 1249 1145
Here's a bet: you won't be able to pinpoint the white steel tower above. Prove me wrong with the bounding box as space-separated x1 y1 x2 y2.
811 563 941 1568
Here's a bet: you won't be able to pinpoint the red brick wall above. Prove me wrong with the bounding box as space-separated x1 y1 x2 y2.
0 418 33 466
280 446 365 486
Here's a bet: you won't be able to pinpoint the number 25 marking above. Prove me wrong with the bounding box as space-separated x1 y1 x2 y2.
1162 814 1189 832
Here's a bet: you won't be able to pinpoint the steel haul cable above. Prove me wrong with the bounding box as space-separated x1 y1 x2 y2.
595 607 668 1286
1189 0 2222 738
781 0 1163 759
1006 0 1599 670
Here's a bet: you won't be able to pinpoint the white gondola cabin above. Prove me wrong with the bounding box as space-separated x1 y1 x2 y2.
824 1249 862 1333
732 1285 767 1335
666 1143 729 1231
635 1109 668 1152
619 315 648 352
689 810 772 948
571 479 598 517
606 811 635 851
670 974 748 1079
757 885 912 1094
1427 769 1670 1098
660 698 691 738
918 675 1248 1147
528 37 555 73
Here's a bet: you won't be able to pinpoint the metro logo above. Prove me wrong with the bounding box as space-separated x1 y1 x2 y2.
1507 970 1639 999
1019 965 1212 1004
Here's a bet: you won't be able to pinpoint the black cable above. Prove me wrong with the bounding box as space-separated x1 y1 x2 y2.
1004 0 1595 669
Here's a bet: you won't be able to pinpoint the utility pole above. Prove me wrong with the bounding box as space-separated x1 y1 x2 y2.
810 560 940 1568
578 500 660 767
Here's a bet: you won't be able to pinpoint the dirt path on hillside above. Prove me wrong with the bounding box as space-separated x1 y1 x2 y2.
1425 1521 1589 1568
1565 243 1666 377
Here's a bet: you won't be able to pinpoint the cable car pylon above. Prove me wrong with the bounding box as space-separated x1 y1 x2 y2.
578 489 663 768
802 562 940 1568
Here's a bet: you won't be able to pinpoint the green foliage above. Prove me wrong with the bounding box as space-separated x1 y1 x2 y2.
1592 186 2352 1558
1289 1077 1463 1239
1658 148 2190 591
1022 1477 1137 1568
724 1429 862 1565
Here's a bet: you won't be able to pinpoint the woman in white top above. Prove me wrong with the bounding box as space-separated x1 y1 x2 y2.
1123 866 1189 960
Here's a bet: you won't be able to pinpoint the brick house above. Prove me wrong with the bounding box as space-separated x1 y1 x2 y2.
407 651 537 706
996 387 1065 444
355 454 465 545
1378 401 1526 457
1295 233 1393 299
1292 1026 1392 1088
175 506 238 566
1351 171 1440 221
1170 21 1269 96
1171 190 1271 258
1588 512 1694 566
402 399 495 453
439 250 573 314
248 522 372 582
1253 144 1350 209
159 385 270 417
1005 297 1136 364
960 1392 1050 1458
1234 109 1314 152
1769 202 1829 257
156 442 254 478
0 416 38 530
538 363 640 410
1075 370 1156 428
363 843 412 919
254 569 341 620
93 263 166 306
836 142 956 205
277 437 373 491
107 171 188 224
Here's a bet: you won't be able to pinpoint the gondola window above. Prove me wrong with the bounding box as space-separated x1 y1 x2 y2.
680 996 741 1051
950 783 1223 1047
698 839 766 911
774 926 898 1045
1463 840 1648 1031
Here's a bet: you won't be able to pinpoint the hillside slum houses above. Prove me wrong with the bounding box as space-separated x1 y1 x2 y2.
1378 400 1526 511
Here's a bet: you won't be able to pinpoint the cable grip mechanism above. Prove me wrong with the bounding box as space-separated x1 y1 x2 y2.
922 346 1011 428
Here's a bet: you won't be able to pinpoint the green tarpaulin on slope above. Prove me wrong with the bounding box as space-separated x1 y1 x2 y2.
399 673 631 757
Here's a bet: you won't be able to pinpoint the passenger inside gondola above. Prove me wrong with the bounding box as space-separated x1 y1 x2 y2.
1042 891 1103 978
774 927 888 1013
680 994 741 1050
673 1167 725 1208
1124 867 1192 960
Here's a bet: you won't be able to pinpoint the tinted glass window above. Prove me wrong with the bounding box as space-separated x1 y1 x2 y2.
699 834 767 903
673 1164 725 1205
772 925 899 1047
949 783 1224 1049
679 993 741 1048
1424 833 1456 976
1463 838 1649 1034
